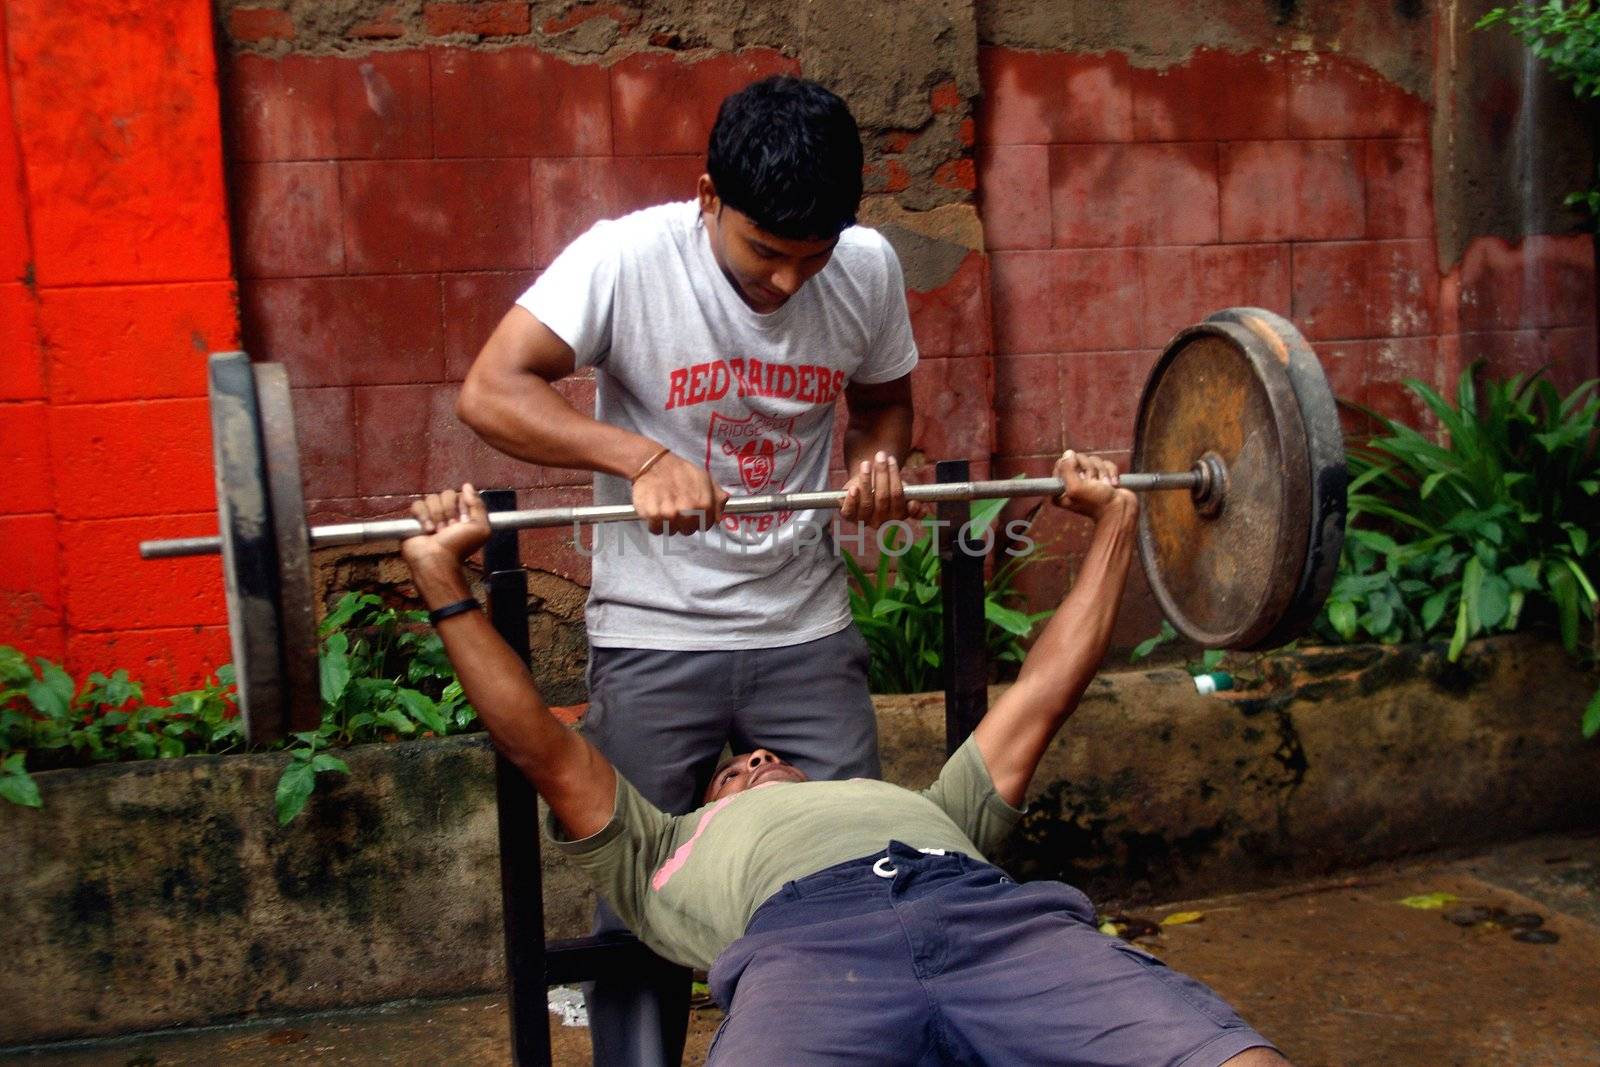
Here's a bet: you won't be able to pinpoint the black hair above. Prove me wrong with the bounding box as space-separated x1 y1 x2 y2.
706 75 864 240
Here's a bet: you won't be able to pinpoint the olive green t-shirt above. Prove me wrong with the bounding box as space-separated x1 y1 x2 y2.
546 736 1024 970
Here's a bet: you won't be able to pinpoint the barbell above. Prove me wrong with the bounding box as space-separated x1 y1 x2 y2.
137 307 1347 746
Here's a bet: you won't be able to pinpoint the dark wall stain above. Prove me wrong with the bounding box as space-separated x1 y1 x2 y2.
994 775 1229 903
1269 0 1299 26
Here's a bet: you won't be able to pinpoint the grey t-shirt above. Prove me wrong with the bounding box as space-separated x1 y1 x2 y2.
517 201 919 650
546 736 1024 971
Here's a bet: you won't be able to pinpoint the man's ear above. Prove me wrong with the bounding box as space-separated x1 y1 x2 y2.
697 174 718 215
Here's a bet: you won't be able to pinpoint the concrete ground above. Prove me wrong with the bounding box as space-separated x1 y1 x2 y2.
4 832 1597 1067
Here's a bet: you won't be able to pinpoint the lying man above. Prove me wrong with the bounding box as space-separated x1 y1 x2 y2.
401 452 1288 1066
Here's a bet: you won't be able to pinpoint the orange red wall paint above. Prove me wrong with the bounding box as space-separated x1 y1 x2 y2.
0 0 236 692
1 7 1594 695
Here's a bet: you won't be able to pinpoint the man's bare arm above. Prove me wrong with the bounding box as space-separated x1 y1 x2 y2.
843 372 913 471
973 453 1140 807
402 485 618 839
458 308 728 534
840 372 918 524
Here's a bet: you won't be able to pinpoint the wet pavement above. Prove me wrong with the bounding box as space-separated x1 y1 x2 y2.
4 831 1596 1066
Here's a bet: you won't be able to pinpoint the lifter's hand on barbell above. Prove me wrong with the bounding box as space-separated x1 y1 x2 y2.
401 483 492 568
632 450 730 536
839 451 923 526
1052 450 1134 521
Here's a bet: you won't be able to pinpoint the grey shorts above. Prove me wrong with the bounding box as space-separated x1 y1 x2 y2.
582 623 881 815
707 844 1277 1067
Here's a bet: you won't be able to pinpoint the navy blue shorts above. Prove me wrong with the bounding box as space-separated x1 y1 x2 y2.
705 842 1277 1067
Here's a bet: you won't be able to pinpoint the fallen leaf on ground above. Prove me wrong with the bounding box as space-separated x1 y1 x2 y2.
1161 910 1205 926
1397 892 1459 909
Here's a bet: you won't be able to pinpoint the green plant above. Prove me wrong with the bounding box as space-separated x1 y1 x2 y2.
274 592 478 823
1478 1 1600 221
845 496 1052 694
1317 366 1600 734
1 592 479 820
1125 620 1227 676
1 647 241 809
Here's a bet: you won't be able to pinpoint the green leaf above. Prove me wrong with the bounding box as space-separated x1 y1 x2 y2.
1420 590 1450 631
26 661 75 721
1363 595 1396 636
1128 622 1176 662
0 752 42 808
275 761 317 825
376 707 416 735
968 494 1007 530
310 753 350 775
319 592 382 636
1584 687 1600 739
1448 598 1470 661
0 646 34 686
984 600 1036 637
1328 599 1358 640
1418 470 1450 499
395 689 447 735
1502 561 1542 591
1566 524 1590 557
1477 573 1511 629
320 633 352 706
1551 566 1582 653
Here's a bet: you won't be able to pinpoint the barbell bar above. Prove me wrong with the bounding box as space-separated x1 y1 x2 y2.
139 465 1223 561
136 307 1347 747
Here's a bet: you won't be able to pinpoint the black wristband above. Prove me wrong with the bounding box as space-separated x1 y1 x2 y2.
427 597 480 626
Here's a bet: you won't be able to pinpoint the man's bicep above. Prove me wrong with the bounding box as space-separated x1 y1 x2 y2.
476 306 578 382
845 371 913 413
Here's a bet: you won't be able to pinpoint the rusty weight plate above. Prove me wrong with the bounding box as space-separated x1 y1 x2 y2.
1205 308 1347 647
253 362 322 736
1133 320 1312 649
209 351 287 745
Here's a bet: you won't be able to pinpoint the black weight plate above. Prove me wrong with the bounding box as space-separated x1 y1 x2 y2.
209 351 286 746
1133 321 1312 648
253 362 321 735
1205 308 1348 647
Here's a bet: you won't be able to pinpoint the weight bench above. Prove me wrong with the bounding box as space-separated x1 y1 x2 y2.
479 459 991 1066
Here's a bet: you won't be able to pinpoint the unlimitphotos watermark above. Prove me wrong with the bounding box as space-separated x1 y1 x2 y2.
569 513 1037 560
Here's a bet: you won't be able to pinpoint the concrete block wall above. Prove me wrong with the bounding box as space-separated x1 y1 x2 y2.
0 0 237 692
2 0 1595 693
219 24 996 602
974 2 1597 617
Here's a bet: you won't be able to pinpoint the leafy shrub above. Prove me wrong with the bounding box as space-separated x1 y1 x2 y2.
846 495 1051 694
0 592 479 821
1316 366 1600 733
277 592 478 823
0 648 240 808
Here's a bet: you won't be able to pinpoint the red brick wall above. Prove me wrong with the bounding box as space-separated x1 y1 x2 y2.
223 44 995 588
977 45 1596 622
5 10 1595 691
0 0 237 691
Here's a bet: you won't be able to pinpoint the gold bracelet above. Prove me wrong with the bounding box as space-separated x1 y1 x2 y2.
630 446 672 483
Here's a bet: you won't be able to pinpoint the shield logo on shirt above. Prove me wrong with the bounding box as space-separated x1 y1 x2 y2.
706 411 800 494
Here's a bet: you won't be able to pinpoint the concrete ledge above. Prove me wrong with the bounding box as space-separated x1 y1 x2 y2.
4 635 1598 1045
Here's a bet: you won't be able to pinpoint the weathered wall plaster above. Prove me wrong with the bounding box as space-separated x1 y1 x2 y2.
5 636 1597 1044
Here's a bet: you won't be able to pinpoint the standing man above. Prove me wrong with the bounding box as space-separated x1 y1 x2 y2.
457 76 918 1065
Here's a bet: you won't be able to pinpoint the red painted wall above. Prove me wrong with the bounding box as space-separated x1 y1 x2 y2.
3 9 1594 693
223 44 995 591
977 46 1596 614
0 0 238 691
